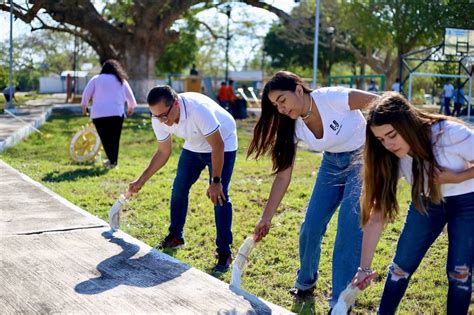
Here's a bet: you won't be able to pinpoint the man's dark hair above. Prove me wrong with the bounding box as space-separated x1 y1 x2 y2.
147 85 178 107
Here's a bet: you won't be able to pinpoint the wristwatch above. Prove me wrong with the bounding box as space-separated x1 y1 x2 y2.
212 176 221 184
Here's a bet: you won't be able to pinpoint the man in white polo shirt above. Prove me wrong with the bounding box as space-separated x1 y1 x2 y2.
128 85 238 272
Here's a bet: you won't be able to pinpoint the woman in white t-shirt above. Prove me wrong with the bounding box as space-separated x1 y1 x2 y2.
247 71 378 308
352 92 473 314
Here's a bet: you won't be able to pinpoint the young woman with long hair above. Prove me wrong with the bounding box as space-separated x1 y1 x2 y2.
81 59 136 168
352 92 473 314
248 71 378 308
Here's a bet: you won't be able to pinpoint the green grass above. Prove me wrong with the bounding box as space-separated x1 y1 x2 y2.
1 113 471 314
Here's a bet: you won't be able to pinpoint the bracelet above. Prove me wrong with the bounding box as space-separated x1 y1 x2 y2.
357 266 373 275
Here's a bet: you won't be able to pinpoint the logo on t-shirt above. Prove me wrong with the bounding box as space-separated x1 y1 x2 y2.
330 120 342 134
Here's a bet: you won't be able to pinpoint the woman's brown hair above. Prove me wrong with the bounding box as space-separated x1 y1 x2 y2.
247 71 312 173
100 59 128 84
361 92 446 226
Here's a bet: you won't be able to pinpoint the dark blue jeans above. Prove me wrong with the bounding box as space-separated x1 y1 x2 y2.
296 150 363 307
169 149 236 255
379 192 474 315
440 97 452 116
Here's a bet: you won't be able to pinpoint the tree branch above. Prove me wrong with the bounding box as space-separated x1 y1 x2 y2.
241 0 292 23
0 1 43 24
197 20 226 40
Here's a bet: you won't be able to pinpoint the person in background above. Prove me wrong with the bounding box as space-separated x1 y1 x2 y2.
440 79 454 116
391 78 401 92
352 92 473 314
3 85 17 108
368 80 378 93
81 59 136 169
452 85 465 117
226 79 237 106
217 81 229 110
190 64 199 76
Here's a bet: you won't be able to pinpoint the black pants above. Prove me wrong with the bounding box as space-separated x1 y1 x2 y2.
92 115 124 165
453 102 463 117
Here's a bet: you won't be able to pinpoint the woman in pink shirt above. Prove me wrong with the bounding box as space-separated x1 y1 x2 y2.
81 59 137 168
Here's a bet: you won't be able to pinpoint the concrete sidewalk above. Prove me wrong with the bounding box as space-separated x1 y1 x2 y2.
0 94 66 152
0 106 52 152
0 160 292 314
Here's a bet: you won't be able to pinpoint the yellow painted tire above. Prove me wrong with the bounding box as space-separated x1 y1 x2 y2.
69 125 101 162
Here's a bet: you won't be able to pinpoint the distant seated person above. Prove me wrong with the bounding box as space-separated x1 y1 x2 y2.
217 81 230 110
391 78 401 92
3 86 17 105
368 80 378 92
189 64 199 76
226 80 237 104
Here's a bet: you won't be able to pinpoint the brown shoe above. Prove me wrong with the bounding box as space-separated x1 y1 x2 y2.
158 234 185 250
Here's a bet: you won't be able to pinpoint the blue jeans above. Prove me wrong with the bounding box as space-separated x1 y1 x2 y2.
169 149 236 255
295 150 363 307
379 192 474 315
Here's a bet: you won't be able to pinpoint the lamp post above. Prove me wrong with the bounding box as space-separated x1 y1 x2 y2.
7 0 15 111
312 0 320 88
326 26 335 77
224 5 231 83
260 36 265 84
72 26 79 96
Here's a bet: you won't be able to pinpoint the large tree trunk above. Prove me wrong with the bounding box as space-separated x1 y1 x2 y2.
383 58 399 92
123 46 158 103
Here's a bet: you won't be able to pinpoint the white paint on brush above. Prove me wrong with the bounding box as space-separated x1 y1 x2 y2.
230 237 256 289
109 192 131 231
331 284 361 315
231 264 242 288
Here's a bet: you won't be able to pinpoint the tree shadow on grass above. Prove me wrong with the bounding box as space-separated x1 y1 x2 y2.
75 231 190 294
42 167 108 182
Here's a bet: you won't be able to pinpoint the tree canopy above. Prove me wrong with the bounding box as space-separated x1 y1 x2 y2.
2 1 471 96
263 0 473 85
0 31 98 90
0 0 292 100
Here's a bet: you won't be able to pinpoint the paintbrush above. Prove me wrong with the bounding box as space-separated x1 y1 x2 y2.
231 236 256 288
109 191 132 231
331 272 377 314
